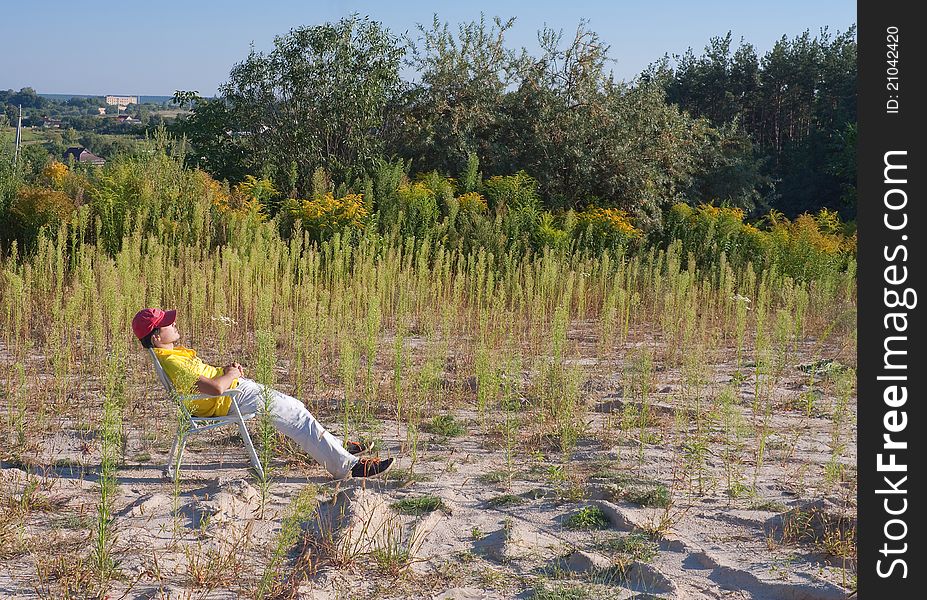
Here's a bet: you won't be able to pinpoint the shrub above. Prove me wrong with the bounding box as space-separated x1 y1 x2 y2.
285 192 368 244
10 187 76 248
482 171 539 213
208 174 265 222
42 161 69 188
769 211 854 281
395 182 439 239
662 202 855 281
457 192 487 214
415 171 456 205
535 212 569 251
574 206 640 254
233 175 277 206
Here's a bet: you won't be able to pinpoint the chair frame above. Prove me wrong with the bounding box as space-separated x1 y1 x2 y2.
146 348 264 480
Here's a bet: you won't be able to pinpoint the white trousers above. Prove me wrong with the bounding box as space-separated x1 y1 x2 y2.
234 378 358 478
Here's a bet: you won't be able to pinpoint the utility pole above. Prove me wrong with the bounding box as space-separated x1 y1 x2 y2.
13 104 22 166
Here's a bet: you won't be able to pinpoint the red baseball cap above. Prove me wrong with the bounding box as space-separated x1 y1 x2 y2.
132 308 176 340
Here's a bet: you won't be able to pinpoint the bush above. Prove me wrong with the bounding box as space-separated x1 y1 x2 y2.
42 161 69 188
769 211 855 281
457 192 487 214
535 212 569 251
574 206 640 254
482 171 539 213
395 182 439 239
10 187 76 248
285 192 368 244
232 175 277 212
662 202 855 281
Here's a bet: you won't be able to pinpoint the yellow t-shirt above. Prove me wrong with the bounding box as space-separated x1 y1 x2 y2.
153 346 238 417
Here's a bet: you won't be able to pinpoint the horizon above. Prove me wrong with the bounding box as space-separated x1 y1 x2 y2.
6 0 855 97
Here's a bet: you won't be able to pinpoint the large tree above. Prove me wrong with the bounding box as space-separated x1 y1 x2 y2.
220 15 404 194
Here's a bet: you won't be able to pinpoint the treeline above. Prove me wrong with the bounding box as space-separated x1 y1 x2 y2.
1 88 104 127
649 29 856 218
172 15 856 223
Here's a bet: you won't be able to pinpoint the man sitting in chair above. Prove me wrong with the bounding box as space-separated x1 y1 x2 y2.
132 307 392 479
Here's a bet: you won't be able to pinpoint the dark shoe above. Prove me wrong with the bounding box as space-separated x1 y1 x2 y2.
345 440 369 455
351 457 393 478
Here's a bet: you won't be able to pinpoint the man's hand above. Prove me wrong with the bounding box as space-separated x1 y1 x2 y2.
223 363 244 378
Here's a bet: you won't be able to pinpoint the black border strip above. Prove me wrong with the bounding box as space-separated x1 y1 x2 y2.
859 0 924 594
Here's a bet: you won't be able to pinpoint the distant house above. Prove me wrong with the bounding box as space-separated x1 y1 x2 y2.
116 114 135 123
97 107 107 115
63 147 106 166
42 117 62 128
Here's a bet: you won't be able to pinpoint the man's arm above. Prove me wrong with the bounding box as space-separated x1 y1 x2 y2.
195 365 242 396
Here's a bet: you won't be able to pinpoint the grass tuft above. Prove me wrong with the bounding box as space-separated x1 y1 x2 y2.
565 506 609 530
422 414 466 438
486 494 527 509
392 495 446 516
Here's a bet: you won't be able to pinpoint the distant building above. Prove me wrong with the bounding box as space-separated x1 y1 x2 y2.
63 147 106 166
105 95 138 108
42 117 62 128
115 114 135 123
98 107 107 115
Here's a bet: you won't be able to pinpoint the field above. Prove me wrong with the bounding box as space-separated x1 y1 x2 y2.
0 196 857 599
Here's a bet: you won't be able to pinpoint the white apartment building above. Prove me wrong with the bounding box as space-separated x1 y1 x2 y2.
105 95 139 107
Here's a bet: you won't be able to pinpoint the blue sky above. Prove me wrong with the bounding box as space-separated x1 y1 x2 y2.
5 0 855 96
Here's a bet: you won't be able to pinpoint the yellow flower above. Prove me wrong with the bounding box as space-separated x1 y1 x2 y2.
42 161 69 187
457 192 487 214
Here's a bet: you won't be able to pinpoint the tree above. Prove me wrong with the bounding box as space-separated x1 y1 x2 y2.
171 95 250 184
389 14 518 176
220 15 404 194
171 90 201 110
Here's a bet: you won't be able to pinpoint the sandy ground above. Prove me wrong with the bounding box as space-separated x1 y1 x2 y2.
0 336 856 599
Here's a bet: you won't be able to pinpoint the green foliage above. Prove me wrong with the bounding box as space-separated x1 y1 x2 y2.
663 201 855 281
461 152 482 193
573 207 640 254
8 187 75 250
483 171 539 213
565 506 610 530
220 15 404 192
623 485 672 509
171 95 250 183
283 192 368 244
486 494 527 508
596 532 659 563
422 414 465 438
394 182 439 240
659 28 857 218
392 495 446 515
535 213 569 251
395 15 518 177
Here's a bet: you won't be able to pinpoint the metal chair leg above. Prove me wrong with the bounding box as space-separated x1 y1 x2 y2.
164 430 182 479
239 418 265 481
174 433 188 478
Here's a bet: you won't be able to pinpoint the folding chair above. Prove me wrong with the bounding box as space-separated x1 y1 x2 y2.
146 348 265 480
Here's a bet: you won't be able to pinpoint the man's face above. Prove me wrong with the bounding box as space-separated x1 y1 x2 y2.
152 322 181 347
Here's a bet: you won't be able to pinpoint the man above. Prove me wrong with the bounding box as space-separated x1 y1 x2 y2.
132 307 392 479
